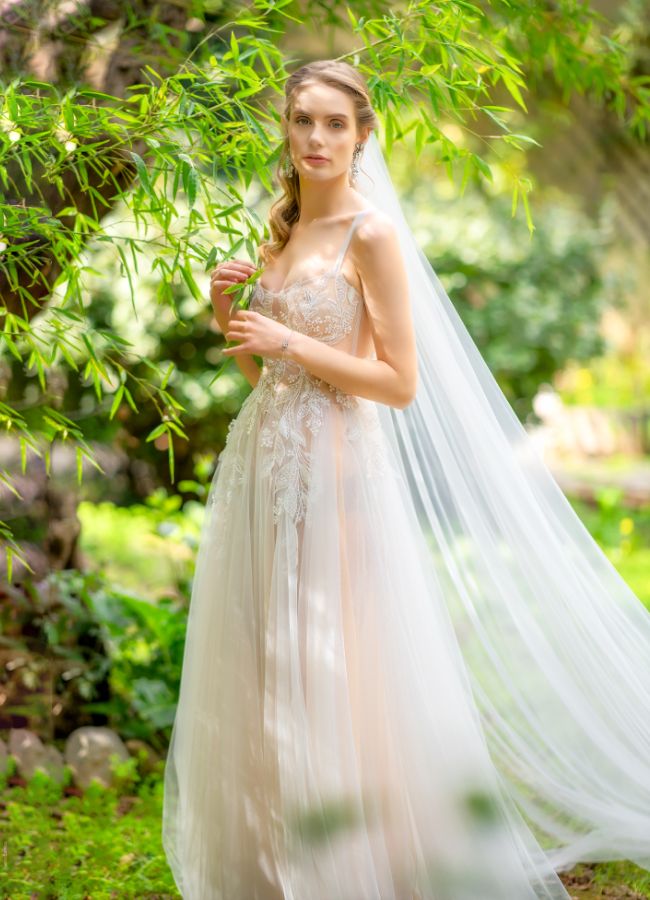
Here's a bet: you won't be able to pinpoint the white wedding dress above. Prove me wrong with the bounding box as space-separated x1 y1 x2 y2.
161 209 596 898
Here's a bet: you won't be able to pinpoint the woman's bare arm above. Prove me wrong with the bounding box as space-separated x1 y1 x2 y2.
285 211 417 409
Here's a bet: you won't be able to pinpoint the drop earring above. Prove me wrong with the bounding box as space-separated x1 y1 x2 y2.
350 142 364 184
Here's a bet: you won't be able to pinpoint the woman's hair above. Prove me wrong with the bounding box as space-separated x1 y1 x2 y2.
257 59 378 266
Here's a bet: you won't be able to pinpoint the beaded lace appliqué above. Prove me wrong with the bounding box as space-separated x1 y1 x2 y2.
210 273 390 525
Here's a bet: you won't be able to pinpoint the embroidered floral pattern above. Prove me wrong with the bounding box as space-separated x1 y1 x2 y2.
210 272 391 525
253 270 363 345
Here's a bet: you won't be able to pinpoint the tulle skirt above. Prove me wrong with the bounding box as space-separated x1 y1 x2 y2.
162 373 572 899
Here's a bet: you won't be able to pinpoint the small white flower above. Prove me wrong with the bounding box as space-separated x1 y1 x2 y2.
8 130 20 142
56 122 73 142
64 140 77 153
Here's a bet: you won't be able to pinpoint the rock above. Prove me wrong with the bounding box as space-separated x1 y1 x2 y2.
41 743 65 783
8 728 65 782
64 726 130 789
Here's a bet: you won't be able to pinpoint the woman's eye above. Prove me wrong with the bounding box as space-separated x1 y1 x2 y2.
295 117 344 128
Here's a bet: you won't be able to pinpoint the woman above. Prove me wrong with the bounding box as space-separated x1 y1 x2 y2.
162 60 650 899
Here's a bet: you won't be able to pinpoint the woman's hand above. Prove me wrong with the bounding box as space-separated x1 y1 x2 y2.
209 258 256 319
223 309 293 360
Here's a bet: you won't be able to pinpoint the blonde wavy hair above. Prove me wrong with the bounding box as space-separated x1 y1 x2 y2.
257 59 378 267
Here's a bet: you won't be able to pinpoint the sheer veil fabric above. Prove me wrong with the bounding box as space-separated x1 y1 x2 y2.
161 132 650 899
359 132 650 870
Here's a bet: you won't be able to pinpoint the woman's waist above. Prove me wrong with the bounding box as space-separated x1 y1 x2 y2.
256 358 356 407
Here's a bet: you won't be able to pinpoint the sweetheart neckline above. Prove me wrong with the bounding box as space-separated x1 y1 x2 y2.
256 269 363 302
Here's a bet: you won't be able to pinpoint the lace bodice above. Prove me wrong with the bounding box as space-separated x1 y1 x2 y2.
249 209 372 380
251 270 363 345
214 208 390 524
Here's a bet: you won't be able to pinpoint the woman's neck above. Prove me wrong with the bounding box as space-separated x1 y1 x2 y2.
296 179 362 225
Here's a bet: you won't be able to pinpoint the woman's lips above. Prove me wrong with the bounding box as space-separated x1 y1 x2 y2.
304 156 329 163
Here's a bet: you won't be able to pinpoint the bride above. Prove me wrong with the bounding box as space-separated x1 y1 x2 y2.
162 59 650 899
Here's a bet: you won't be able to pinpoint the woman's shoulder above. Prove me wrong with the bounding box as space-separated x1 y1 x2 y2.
349 207 404 288
353 206 399 257
355 206 396 240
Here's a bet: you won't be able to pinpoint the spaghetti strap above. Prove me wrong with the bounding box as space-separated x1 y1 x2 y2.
333 208 373 273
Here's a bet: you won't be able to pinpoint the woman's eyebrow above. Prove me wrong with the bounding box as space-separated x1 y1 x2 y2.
293 109 349 119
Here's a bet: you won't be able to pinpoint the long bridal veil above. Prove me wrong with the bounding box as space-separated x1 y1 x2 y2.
359 131 650 872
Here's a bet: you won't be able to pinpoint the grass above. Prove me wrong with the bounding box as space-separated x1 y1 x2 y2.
0 765 178 899
568 494 650 609
1 765 649 898
560 860 650 898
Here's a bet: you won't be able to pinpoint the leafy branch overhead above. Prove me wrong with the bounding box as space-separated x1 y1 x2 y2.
0 0 648 562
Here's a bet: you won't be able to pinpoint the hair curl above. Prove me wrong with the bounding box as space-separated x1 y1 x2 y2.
257 59 378 267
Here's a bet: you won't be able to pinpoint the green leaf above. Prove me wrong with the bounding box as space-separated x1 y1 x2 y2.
230 31 239 62
511 181 519 217
123 387 138 413
186 166 198 208
168 431 175 483
146 423 167 442
502 133 542 149
76 446 83 484
502 71 528 112
0 470 22 500
205 245 219 272
161 363 174 390
128 151 155 198
180 264 203 301
521 187 535 235
208 356 234 386
109 386 124 420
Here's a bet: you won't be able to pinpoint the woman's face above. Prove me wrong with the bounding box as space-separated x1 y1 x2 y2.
286 80 368 182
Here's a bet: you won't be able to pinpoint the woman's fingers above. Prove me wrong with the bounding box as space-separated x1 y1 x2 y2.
212 260 256 283
230 259 256 275
226 319 245 334
225 309 257 342
210 261 257 299
210 268 240 289
212 265 244 282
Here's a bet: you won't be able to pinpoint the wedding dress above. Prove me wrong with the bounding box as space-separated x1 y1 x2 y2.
162 135 650 899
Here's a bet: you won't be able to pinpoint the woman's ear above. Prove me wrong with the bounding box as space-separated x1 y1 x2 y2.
357 126 372 146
